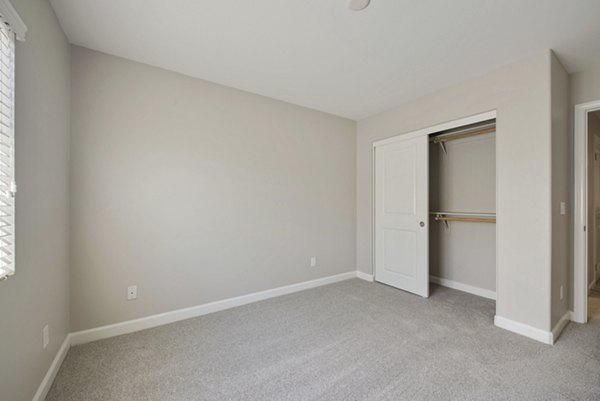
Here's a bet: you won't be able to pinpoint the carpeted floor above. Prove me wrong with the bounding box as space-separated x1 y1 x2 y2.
46 279 600 401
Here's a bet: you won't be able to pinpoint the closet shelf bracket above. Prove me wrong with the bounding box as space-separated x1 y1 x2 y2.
438 141 447 155
435 213 449 229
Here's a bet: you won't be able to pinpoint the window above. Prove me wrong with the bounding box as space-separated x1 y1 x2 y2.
0 21 14 280
0 0 25 281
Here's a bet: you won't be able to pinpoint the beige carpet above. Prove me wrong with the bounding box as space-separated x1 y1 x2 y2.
46 279 600 401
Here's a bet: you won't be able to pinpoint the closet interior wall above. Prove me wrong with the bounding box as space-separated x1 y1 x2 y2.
429 124 497 297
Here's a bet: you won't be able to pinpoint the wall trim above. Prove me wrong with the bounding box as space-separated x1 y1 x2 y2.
70 271 357 345
494 315 552 344
551 311 571 343
372 110 497 147
35 271 359 398
0 0 27 40
32 333 71 401
35 272 565 399
356 271 374 282
568 310 578 321
430 275 496 300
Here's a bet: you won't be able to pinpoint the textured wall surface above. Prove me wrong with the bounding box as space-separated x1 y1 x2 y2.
70 47 356 331
0 1 71 400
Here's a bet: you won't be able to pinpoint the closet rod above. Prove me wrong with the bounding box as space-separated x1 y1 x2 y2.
434 216 496 224
431 125 496 144
429 212 495 217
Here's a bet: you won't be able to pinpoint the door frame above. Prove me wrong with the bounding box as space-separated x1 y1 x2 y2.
573 99 600 323
593 140 600 288
371 110 497 288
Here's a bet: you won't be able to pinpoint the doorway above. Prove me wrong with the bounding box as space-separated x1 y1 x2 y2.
573 100 600 323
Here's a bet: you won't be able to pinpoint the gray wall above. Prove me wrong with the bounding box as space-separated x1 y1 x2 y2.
70 47 356 331
0 1 71 400
570 69 600 107
429 134 496 293
357 51 555 331
550 53 569 328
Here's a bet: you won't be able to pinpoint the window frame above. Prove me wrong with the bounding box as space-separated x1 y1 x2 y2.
0 0 26 281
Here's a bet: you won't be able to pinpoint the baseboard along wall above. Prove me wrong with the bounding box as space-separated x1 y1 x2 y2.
494 311 571 345
429 275 496 300
33 270 574 400
70 271 357 345
32 334 71 401
356 271 374 282
34 271 358 400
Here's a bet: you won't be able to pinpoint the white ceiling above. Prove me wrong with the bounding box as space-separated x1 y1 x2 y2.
49 0 600 120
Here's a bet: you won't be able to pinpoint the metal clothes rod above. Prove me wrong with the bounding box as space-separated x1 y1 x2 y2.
431 126 496 144
435 216 496 224
429 123 496 155
432 212 497 226
429 211 495 217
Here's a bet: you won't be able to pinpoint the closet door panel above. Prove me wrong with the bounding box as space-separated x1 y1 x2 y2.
383 146 417 214
375 135 428 297
383 228 417 278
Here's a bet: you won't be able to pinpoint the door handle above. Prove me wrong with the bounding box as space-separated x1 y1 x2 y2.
419 221 425 227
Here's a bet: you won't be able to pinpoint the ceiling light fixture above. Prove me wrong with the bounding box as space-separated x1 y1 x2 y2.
347 0 370 11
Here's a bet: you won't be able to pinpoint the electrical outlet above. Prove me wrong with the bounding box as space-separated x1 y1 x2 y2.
42 325 49 349
127 285 137 300
310 256 317 267
560 285 564 300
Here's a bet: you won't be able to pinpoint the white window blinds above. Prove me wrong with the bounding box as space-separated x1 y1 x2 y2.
0 23 15 280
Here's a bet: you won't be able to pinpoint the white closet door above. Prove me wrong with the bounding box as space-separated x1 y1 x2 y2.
375 135 429 297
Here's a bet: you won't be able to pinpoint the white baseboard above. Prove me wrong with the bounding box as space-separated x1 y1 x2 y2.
430 275 496 300
31 271 567 399
32 333 71 401
551 311 571 343
70 271 357 345
34 271 359 399
494 315 553 344
356 271 374 282
497 313 568 345
568 309 586 323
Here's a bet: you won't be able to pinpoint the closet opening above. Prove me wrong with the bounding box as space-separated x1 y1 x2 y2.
428 119 497 301
373 111 497 307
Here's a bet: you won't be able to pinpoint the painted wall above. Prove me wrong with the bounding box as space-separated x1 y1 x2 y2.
570 69 600 107
429 134 496 293
0 1 71 400
70 47 356 331
550 53 569 328
357 52 553 331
